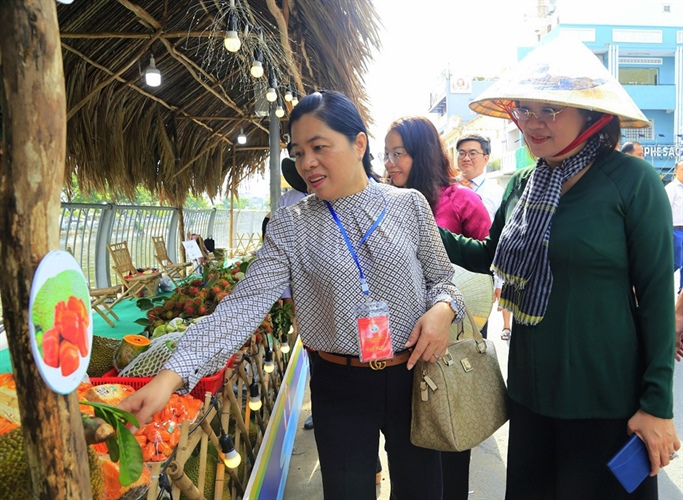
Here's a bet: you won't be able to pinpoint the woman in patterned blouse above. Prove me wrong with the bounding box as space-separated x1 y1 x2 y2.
120 91 465 499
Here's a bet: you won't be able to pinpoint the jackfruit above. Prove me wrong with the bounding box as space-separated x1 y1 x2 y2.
181 452 231 500
87 336 121 377
0 426 103 499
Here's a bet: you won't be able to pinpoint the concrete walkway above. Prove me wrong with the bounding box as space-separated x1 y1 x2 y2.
283 303 683 499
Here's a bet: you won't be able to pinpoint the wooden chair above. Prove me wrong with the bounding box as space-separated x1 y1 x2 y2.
90 285 122 327
107 241 161 300
152 236 192 286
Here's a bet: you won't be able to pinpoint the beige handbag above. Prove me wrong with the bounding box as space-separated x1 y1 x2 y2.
410 305 508 451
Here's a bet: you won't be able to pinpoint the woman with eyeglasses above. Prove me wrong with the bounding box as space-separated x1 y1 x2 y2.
439 38 680 499
383 117 490 240
119 90 465 499
383 117 489 499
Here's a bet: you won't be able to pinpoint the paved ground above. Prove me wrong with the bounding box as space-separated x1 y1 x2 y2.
284 303 683 499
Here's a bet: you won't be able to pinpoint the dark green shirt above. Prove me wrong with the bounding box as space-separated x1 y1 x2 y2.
440 151 675 419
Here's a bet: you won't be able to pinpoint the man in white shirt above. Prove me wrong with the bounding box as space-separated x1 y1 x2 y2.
456 135 507 339
456 134 504 221
666 160 683 294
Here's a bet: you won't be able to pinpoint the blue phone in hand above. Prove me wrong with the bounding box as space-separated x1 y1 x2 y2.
607 434 650 494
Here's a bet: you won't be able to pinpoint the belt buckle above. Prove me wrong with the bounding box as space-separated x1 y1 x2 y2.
369 360 386 370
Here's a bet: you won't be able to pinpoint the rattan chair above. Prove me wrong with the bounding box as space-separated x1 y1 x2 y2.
152 236 192 286
107 241 161 300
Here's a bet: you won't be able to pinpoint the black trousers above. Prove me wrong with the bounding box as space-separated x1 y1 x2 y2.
505 398 658 500
440 449 471 500
311 355 442 500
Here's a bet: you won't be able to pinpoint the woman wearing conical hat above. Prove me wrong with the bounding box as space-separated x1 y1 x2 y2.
439 37 680 499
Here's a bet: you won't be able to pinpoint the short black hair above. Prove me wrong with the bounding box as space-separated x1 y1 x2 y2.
456 134 491 155
620 141 641 154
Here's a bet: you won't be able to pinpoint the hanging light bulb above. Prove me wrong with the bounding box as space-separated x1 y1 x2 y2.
250 49 264 78
223 12 241 52
237 128 247 145
275 99 285 118
265 86 277 103
263 347 275 373
144 55 161 87
284 88 293 102
291 91 299 107
280 340 290 354
219 433 242 469
248 382 262 411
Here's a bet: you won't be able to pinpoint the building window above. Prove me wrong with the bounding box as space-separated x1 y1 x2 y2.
663 3 671 12
619 67 658 85
623 121 654 142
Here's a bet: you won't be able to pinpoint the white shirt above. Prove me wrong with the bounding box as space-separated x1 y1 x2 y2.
166 181 465 391
469 172 504 223
665 178 683 226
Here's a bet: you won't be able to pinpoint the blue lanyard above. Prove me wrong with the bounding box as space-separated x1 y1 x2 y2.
325 193 387 297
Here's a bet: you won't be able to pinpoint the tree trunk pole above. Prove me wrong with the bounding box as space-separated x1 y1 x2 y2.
0 1 92 498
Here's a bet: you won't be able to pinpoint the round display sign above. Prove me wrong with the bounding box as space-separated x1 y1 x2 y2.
28 250 93 394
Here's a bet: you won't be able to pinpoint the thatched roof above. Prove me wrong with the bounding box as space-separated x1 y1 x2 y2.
58 0 381 205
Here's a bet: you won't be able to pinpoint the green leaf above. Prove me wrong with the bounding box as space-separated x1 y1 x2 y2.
134 318 152 327
115 420 144 486
81 401 140 428
136 298 153 310
106 433 120 462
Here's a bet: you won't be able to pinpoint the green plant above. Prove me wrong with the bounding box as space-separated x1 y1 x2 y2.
80 402 143 486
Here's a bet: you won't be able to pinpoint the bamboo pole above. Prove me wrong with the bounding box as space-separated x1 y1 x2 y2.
0 0 92 497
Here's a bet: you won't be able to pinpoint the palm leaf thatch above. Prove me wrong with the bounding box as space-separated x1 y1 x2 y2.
58 0 381 206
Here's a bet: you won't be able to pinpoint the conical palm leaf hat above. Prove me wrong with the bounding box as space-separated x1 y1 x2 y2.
449 264 494 340
470 36 650 129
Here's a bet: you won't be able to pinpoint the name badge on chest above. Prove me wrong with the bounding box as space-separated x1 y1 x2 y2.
355 300 394 363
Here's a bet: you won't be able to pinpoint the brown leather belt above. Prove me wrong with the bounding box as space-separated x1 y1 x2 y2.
316 350 411 370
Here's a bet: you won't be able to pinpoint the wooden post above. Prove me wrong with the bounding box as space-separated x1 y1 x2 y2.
0 1 92 497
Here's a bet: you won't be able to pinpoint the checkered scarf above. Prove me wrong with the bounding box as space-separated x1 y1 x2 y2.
491 135 602 325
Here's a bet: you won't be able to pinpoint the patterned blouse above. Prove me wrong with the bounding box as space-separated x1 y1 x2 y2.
165 180 465 391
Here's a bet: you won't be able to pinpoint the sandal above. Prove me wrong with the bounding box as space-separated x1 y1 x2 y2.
501 328 511 341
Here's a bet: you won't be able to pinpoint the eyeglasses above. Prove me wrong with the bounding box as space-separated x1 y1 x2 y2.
457 150 485 160
510 106 566 122
380 152 408 164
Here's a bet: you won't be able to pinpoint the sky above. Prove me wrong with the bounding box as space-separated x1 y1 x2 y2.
364 0 538 154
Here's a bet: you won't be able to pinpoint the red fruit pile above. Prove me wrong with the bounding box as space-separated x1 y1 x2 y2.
42 296 89 376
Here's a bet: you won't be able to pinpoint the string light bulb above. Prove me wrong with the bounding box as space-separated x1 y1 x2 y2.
250 49 264 78
291 91 299 107
223 13 241 52
237 128 247 145
248 382 262 411
280 340 290 354
275 99 285 118
144 55 161 87
219 433 242 469
266 87 277 103
284 88 293 102
263 347 275 373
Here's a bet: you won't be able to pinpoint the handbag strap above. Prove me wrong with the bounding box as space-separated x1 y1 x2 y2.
453 303 487 353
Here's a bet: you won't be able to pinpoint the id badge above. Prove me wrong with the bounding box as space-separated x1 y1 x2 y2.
355 301 394 363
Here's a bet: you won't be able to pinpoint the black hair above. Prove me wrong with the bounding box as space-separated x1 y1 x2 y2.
584 110 621 161
620 141 640 154
287 91 377 180
456 134 491 155
388 116 454 211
